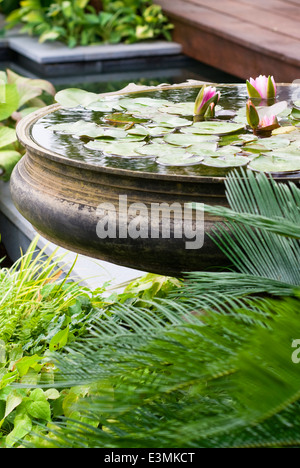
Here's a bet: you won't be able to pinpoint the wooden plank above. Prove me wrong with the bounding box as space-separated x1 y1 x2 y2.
238 0 300 20
156 0 300 81
168 17 300 82
157 0 300 64
190 0 300 40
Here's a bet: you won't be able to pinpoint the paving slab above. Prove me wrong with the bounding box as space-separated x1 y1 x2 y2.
6 33 182 63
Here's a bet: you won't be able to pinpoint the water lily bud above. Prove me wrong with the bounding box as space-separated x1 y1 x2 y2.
194 85 220 116
246 75 277 100
246 100 260 129
204 102 216 119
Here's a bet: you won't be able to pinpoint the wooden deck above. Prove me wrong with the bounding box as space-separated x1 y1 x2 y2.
156 0 300 82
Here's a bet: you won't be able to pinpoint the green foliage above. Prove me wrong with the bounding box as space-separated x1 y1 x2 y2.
0 237 108 447
0 235 176 447
5 0 173 48
2 171 300 448
0 0 20 15
0 69 55 180
23 171 300 448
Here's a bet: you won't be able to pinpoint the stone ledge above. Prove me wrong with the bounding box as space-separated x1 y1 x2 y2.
8 36 182 64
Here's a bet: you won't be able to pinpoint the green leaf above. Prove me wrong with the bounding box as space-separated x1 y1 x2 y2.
26 400 51 421
156 152 204 166
158 102 195 116
201 155 249 168
118 97 170 112
249 154 300 173
49 327 69 351
3 391 23 420
0 84 20 120
163 133 218 147
246 80 261 99
44 389 60 400
55 88 99 108
291 107 300 120
15 355 41 377
0 126 17 148
86 100 122 112
151 114 192 128
5 412 32 447
39 30 60 43
181 121 245 135
0 150 22 181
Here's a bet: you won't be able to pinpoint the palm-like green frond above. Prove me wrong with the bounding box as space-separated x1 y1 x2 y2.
26 171 300 448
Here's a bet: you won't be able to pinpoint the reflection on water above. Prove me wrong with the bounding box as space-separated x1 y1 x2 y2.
31 84 298 178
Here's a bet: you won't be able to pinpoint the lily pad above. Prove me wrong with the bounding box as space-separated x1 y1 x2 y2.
249 154 300 173
86 100 122 112
156 151 204 166
85 140 147 157
163 133 218 147
201 155 249 168
135 142 179 157
146 126 173 137
118 97 170 112
126 125 150 136
150 114 192 128
49 121 127 139
262 136 291 150
158 102 195 116
104 113 149 125
55 88 99 108
242 143 270 153
272 126 297 135
181 121 245 135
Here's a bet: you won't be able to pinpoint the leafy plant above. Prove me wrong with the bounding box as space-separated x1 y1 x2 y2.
5 0 173 48
23 170 300 448
0 0 20 15
0 68 55 180
0 236 108 446
0 235 177 447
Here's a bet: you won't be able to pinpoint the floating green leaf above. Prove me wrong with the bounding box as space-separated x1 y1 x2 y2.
181 121 245 135
158 102 194 115
163 132 218 147
201 155 249 168
86 140 147 158
156 151 204 166
135 142 178 157
104 113 149 125
118 97 170 112
86 100 122 112
249 154 300 173
150 114 192 128
55 88 99 108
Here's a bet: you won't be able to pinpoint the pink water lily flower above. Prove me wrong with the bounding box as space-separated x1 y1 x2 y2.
259 114 278 129
246 75 277 100
194 85 220 116
246 99 280 134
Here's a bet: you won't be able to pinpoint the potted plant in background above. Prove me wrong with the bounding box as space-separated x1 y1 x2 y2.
3 0 174 47
0 0 20 15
